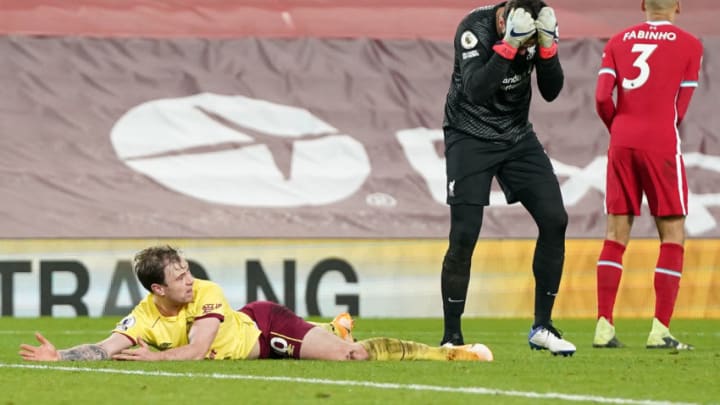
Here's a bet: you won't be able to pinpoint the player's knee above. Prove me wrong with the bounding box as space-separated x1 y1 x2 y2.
443 244 474 276
445 243 474 261
348 343 369 361
605 232 630 246
328 343 368 361
656 216 685 244
536 206 568 236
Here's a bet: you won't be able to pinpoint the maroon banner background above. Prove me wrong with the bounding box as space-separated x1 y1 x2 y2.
3 0 720 40
2 1 719 238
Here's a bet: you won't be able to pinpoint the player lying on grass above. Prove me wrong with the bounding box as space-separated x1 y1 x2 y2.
19 245 493 362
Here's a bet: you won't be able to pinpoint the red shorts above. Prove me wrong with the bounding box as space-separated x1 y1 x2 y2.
239 301 314 359
605 146 687 216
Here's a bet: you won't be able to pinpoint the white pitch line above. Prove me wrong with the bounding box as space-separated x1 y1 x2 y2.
0 330 109 335
0 363 697 405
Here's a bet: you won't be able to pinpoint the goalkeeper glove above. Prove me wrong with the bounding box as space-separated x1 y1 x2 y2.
493 8 537 60
535 6 559 58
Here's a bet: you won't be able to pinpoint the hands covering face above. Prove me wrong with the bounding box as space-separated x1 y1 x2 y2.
503 6 558 50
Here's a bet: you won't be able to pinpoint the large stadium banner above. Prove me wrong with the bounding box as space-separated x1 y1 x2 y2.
2 1 720 319
2 36 720 238
1 240 718 319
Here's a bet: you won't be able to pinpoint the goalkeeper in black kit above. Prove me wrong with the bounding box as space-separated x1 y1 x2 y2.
439 0 575 356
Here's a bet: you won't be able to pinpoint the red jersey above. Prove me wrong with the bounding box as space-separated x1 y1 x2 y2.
595 21 703 154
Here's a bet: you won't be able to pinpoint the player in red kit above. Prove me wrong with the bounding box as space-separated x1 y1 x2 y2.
593 0 702 350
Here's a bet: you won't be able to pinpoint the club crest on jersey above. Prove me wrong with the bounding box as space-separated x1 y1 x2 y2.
461 31 478 49
117 315 136 331
525 45 536 60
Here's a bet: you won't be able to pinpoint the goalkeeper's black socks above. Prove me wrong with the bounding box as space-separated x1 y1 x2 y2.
441 296 466 345
533 288 556 329
441 249 471 346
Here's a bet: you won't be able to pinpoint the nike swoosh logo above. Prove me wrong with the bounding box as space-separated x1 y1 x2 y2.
538 28 556 36
510 28 535 38
448 298 465 303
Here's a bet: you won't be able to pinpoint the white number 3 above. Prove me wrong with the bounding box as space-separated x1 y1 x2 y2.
622 43 658 89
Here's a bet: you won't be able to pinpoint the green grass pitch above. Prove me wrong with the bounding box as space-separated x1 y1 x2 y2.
1 317 718 404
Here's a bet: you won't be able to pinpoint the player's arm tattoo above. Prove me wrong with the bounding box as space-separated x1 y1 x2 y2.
58 344 110 361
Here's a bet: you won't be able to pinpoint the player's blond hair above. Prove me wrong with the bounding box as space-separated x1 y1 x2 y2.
645 0 678 12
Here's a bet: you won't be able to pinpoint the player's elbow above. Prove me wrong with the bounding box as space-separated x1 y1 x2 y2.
595 97 612 116
540 88 561 102
595 93 610 107
537 74 563 102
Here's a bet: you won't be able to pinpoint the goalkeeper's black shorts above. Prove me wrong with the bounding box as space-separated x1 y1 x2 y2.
444 132 561 206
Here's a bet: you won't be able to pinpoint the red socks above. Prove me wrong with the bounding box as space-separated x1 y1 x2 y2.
597 240 685 327
596 240 626 324
654 242 684 327
597 240 684 327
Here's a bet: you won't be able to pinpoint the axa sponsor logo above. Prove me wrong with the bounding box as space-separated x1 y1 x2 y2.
110 93 370 207
111 94 720 235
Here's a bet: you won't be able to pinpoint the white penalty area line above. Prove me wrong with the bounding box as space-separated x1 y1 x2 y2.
0 363 697 405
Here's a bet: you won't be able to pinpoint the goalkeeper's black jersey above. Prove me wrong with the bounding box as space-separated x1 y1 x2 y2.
442 3 564 147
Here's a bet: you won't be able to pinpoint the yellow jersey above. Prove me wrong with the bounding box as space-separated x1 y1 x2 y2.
112 279 261 360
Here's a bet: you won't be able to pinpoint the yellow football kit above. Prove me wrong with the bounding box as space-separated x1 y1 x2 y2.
112 279 261 360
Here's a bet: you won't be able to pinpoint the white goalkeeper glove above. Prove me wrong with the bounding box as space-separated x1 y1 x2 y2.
494 8 536 59
535 6 559 58
503 8 536 49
